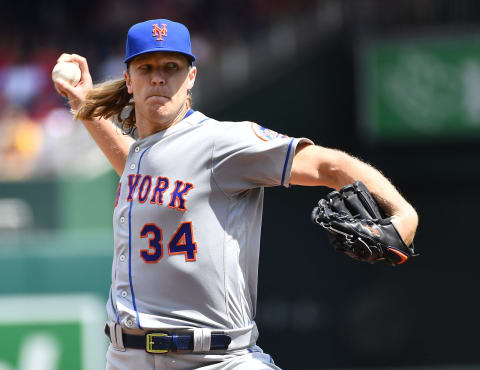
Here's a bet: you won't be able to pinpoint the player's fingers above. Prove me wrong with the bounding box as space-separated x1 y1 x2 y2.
70 54 93 84
57 53 74 63
54 78 75 98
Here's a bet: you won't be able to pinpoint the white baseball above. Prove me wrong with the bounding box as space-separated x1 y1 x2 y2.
51 61 81 86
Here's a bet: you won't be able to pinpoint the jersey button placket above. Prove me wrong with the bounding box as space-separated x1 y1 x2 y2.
119 254 126 262
121 291 128 298
130 163 136 170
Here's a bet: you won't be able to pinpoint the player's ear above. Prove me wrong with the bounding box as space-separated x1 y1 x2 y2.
186 66 197 90
124 70 133 94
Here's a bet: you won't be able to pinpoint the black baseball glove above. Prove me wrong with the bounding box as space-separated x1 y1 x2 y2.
311 181 416 266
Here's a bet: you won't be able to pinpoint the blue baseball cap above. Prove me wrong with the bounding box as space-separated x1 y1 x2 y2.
124 19 196 64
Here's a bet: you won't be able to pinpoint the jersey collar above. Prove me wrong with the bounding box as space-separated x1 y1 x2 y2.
184 109 195 119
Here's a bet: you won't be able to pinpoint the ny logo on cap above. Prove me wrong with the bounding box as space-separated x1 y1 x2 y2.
152 23 168 41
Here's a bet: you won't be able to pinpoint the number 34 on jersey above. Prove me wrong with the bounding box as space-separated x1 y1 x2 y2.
140 222 197 263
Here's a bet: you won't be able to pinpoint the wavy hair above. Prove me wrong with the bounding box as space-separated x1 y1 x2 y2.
75 78 136 134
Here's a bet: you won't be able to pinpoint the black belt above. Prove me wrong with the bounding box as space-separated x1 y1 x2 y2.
105 325 231 353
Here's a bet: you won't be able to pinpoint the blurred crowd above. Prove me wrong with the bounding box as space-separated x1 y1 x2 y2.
0 0 316 181
1 0 480 181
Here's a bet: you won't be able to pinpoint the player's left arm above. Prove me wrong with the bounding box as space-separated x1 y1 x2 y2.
290 143 418 245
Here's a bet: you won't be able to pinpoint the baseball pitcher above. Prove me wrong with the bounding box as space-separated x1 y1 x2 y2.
53 19 418 370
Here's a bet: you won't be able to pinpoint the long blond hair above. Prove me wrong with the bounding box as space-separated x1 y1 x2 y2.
75 78 136 133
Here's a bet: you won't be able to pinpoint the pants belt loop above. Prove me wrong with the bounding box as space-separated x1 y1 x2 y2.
193 328 211 352
107 321 126 352
115 323 125 351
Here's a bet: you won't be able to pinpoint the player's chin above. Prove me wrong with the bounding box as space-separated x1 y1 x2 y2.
145 99 168 110
147 105 173 119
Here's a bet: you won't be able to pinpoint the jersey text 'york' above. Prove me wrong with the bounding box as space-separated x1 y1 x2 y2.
117 174 194 212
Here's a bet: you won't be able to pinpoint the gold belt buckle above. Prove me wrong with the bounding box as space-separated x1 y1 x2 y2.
146 333 168 354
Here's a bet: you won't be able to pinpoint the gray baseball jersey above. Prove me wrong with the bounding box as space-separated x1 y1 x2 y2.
107 110 312 349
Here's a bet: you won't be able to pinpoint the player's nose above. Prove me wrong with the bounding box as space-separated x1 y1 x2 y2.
151 71 166 85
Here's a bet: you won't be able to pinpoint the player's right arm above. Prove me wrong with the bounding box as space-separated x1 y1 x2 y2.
53 54 134 176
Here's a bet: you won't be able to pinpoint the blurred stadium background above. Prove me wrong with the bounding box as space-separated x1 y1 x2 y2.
1 0 479 369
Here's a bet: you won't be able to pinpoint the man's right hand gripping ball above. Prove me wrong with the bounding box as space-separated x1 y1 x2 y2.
311 181 417 266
